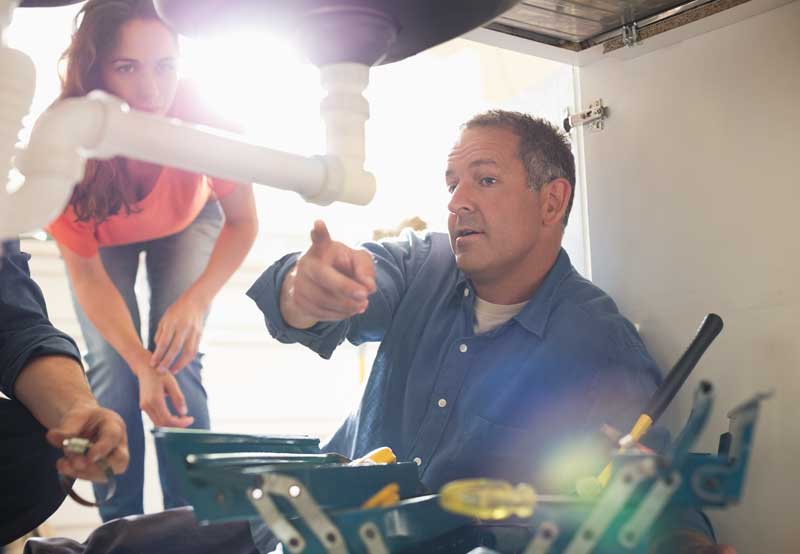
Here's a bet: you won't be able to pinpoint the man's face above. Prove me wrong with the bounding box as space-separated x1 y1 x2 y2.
446 126 544 285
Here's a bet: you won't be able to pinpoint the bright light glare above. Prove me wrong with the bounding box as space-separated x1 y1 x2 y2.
6 6 577 257
181 32 324 156
6 4 81 138
539 436 607 494
180 34 575 247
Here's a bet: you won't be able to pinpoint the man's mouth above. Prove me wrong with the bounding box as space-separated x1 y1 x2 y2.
454 229 484 248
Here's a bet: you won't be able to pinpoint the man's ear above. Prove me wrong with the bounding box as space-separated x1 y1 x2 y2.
540 178 571 227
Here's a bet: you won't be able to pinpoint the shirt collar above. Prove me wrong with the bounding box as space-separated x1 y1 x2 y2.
457 248 574 338
515 248 573 337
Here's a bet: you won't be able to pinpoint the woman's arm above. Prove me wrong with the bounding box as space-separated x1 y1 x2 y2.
60 246 148 370
151 184 258 372
58 245 194 428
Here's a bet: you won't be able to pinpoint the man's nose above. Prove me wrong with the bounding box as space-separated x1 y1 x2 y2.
447 182 474 215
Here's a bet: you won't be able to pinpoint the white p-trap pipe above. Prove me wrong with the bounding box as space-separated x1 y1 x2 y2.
87 94 328 199
7 90 379 240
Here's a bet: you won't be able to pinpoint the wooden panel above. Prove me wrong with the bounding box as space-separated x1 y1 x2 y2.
495 0 703 43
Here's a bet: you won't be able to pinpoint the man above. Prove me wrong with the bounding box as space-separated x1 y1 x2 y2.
247 111 735 553
0 240 129 545
23 111 733 554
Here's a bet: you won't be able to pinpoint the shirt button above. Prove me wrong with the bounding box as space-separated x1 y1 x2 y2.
459 343 468 353
463 288 470 297
437 398 447 408
413 457 422 466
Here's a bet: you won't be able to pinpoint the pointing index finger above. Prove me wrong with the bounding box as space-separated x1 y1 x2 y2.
309 220 332 253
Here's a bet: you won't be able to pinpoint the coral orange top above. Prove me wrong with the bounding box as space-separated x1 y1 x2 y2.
47 167 236 257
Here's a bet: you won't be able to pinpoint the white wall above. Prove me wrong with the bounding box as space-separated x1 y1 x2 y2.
577 1 799 551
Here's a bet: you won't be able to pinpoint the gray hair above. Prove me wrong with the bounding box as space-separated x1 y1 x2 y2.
462 110 575 227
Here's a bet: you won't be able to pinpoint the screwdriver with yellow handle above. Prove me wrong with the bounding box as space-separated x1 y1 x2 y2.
576 313 724 498
439 479 537 520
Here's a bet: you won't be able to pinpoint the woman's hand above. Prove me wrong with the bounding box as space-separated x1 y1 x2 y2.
136 364 195 428
147 183 257 373
151 291 209 374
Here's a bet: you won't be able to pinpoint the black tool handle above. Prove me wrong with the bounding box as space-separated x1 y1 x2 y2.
645 313 724 421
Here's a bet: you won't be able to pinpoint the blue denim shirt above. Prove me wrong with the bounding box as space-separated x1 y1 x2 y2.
0 240 82 399
248 231 663 494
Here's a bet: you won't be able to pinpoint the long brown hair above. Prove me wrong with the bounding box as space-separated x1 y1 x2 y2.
59 0 170 223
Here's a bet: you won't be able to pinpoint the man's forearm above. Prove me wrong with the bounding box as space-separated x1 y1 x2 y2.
13 355 97 430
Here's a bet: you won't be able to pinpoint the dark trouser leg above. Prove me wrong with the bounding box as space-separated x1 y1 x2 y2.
23 508 258 554
0 398 65 545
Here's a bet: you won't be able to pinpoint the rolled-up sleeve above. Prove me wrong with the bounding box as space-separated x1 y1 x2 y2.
245 230 433 360
0 241 82 399
246 252 351 359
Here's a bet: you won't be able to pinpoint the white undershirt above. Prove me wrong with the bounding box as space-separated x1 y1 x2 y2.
473 295 528 334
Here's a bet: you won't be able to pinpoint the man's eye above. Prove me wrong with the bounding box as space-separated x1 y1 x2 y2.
479 177 497 186
447 183 457 194
115 64 135 74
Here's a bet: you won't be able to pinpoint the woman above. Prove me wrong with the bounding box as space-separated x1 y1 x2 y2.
46 0 258 521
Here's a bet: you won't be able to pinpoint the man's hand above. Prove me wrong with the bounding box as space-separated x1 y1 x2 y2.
136 364 194 428
280 220 376 329
45 402 128 483
151 292 209 374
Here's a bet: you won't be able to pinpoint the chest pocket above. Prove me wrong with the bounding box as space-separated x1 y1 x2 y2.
452 414 540 484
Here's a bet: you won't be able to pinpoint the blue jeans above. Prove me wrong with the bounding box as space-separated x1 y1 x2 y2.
70 201 223 522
